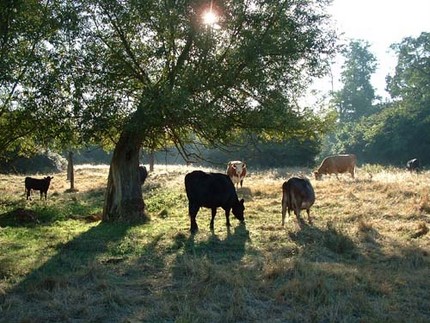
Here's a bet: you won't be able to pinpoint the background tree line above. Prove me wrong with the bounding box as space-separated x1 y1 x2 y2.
324 34 430 167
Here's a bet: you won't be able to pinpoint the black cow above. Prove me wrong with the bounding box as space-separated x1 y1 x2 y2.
25 176 53 200
282 177 315 226
184 170 245 233
406 158 420 173
139 165 148 185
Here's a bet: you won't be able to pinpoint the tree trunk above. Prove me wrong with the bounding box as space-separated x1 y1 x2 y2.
102 131 147 222
67 151 75 190
149 151 155 172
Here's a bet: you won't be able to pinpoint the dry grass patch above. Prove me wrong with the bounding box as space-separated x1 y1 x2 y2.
0 165 429 322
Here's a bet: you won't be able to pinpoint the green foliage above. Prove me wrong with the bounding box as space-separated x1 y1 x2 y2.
1 0 337 162
202 137 321 168
71 147 113 165
1 1 339 221
324 34 430 165
367 32 430 165
0 0 83 159
332 40 379 122
387 32 430 102
323 102 430 165
361 104 430 164
0 150 67 174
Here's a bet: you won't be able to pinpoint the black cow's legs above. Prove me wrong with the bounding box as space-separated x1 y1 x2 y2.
189 203 200 233
225 210 231 227
210 208 217 231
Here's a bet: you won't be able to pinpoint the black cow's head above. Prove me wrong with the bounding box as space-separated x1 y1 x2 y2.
232 198 245 223
45 176 53 182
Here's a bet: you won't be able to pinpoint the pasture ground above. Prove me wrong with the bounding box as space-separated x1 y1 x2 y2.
0 164 429 322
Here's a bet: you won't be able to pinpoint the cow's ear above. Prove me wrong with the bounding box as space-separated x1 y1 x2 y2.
240 198 244 204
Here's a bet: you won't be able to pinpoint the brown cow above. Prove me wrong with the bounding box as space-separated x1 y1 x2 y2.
226 161 247 188
281 177 315 226
314 154 356 180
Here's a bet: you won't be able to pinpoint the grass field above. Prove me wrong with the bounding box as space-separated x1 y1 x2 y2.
0 164 429 322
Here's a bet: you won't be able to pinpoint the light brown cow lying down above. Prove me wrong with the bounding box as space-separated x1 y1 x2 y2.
314 154 357 180
282 177 315 226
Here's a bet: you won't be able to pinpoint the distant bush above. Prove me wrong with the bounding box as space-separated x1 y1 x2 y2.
0 150 67 174
199 138 321 169
70 147 113 165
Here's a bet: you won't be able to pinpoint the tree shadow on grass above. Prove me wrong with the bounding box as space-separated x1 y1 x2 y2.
11 222 133 291
0 205 99 228
0 187 105 227
154 223 256 322
0 208 40 227
288 221 362 261
182 223 250 262
0 221 135 322
2 217 429 322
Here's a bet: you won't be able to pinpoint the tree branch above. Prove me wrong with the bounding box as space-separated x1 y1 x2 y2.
98 5 152 86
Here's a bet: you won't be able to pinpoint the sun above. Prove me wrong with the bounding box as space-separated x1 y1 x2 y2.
202 10 218 26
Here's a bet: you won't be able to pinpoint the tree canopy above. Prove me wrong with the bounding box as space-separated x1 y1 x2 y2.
1 0 337 153
364 32 430 164
1 0 338 221
332 40 378 122
323 33 430 166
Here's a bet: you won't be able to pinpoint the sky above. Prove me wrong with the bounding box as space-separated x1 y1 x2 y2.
319 0 430 100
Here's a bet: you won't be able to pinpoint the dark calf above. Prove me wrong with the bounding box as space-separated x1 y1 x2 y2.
185 170 245 233
139 165 148 185
25 176 53 200
406 158 420 173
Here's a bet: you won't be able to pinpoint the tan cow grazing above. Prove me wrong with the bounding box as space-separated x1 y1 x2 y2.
282 177 315 226
314 154 357 180
226 161 247 188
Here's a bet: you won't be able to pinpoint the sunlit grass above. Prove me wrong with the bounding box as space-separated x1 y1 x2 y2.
0 165 429 321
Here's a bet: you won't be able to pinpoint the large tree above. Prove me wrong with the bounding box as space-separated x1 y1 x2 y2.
0 0 81 161
332 40 378 122
386 32 430 104
364 32 430 164
2 0 337 222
